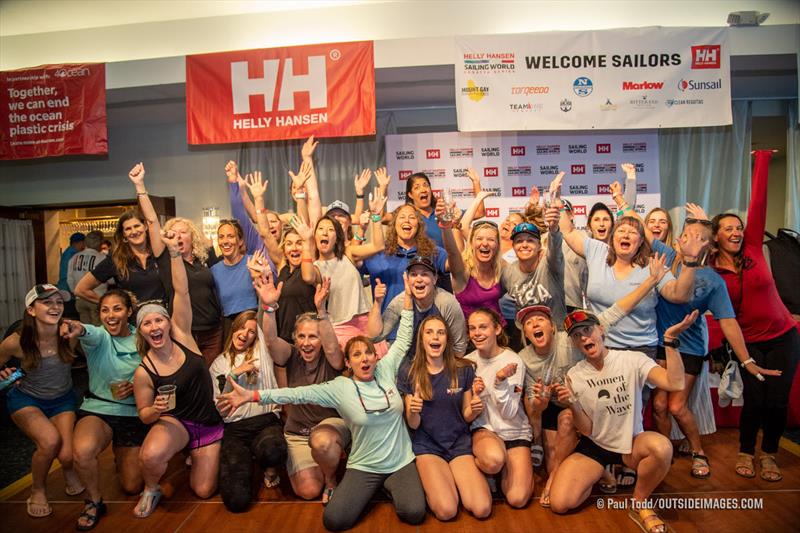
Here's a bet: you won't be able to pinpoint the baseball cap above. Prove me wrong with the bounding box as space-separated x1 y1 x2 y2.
515 305 551 330
326 200 351 216
561 198 573 212
25 284 71 307
511 222 541 241
406 256 436 274
69 232 86 243
563 309 600 335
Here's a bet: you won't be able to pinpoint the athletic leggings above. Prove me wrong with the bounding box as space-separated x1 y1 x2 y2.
739 327 800 455
323 461 426 531
219 413 287 513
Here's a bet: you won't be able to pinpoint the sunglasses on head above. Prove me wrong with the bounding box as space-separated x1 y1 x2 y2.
472 220 499 229
563 310 597 332
685 217 713 228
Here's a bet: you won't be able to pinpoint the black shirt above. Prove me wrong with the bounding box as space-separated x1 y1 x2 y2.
91 251 171 306
277 265 316 343
183 257 222 332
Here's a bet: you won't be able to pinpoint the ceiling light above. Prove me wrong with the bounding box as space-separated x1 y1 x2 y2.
727 11 770 26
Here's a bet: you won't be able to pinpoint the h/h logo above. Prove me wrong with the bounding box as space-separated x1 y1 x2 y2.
231 56 328 114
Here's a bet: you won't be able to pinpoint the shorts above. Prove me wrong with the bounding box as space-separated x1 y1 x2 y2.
168 416 224 450
541 402 566 432
285 417 350 476
656 346 705 376
78 410 150 447
574 436 622 467
6 388 76 418
413 432 473 462
504 439 532 450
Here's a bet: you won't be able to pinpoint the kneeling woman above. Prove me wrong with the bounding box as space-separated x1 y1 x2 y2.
219 276 426 531
548 309 698 533
466 308 533 508
400 315 491 521
132 232 223 517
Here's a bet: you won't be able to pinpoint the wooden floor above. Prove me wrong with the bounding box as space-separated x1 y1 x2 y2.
1 429 798 532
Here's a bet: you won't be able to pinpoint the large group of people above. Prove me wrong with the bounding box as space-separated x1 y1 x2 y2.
0 142 796 532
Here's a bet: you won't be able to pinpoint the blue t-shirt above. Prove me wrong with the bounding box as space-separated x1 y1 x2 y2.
211 255 258 317
397 364 475 455
652 240 735 356
364 246 447 313
584 236 673 349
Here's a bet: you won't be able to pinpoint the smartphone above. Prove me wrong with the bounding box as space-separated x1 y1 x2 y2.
0 368 25 392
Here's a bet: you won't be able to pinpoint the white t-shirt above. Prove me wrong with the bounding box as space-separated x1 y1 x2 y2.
209 326 281 423
567 349 657 454
67 249 108 296
465 348 532 441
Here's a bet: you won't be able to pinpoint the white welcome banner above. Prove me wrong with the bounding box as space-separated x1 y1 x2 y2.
385 131 660 230
455 26 731 131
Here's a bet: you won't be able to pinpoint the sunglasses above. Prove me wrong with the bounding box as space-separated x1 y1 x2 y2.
512 222 540 235
472 220 499 230
563 310 599 332
352 379 391 414
685 217 713 228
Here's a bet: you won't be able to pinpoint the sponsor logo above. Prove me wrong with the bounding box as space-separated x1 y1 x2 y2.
55 67 90 78
572 205 587 215
569 184 589 195
231 55 327 114
485 207 500 218
512 187 527 197
637 183 648 193
536 144 561 155
395 150 415 160
593 164 617 174
484 167 499 177
461 80 489 101
511 146 526 156
572 77 593 97
426 149 440 159
691 45 721 69
629 94 658 109
481 147 501 157
597 184 612 194
484 187 502 196
568 144 587 154
677 78 723 92
452 168 470 178
634 163 645 173
396 191 406 201
507 166 531 177
623 142 647 153
560 98 572 112
571 164 586 175
398 170 412 180
449 148 473 158
511 86 549 95
509 207 526 214
508 102 544 112
539 164 560 175
422 168 447 179
600 98 618 111
432 189 443 199
665 98 704 107
622 81 664 91
450 188 478 199
463 52 516 72
596 143 611 154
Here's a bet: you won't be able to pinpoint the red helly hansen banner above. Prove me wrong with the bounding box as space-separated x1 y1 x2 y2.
1 63 107 160
186 41 375 144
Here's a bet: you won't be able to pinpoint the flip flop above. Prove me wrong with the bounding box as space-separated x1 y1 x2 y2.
617 467 637 487
134 487 162 518
66 482 86 496
26 497 52 518
321 486 335 506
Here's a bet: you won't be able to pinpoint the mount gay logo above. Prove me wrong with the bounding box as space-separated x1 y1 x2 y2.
596 143 611 154
231 56 327 114
485 208 500 218
622 81 664 91
426 149 440 159
511 146 526 156
571 164 586 175
512 187 527 197
484 167 499 177
691 45 721 69
398 170 412 180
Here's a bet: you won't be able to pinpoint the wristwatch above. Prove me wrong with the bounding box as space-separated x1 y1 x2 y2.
663 338 681 349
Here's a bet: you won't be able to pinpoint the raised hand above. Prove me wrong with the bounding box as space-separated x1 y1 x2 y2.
301 135 319 160
358 211 370 229
649 252 668 283
495 362 518 383
620 162 636 179
225 160 241 184
685 202 709 221
610 180 623 200
234 358 260 377
373 277 387 305
544 205 560 232
217 376 256 416
290 216 314 242
475 189 495 203
374 167 391 191
678 226 710 260
245 171 268 198
664 309 699 339
289 160 313 191
314 277 331 312
472 376 485 396
409 384 424 413
354 168 371 197
466 167 482 188
128 162 146 187
527 185 541 207
368 186 388 215
252 269 283 306
161 229 180 255
246 249 267 274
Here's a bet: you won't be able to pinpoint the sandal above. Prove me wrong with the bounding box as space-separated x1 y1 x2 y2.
539 487 550 508
66 483 86 497
617 467 637 487
321 486 335 506
77 499 107 531
735 453 755 479
629 508 672 533
531 444 544 468
134 486 162 518
263 471 280 489
599 464 617 494
26 496 52 518
690 452 711 479
758 454 782 482
676 438 691 456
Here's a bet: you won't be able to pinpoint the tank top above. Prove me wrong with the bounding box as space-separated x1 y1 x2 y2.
455 276 506 325
17 355 73 400
140 341 222 426
277 265 317 343
314 256 370 325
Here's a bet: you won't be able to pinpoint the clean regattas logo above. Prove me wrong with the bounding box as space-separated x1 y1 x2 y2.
597 184 612 194
426 149 440 159
395 150 415 160
511 146 526 156
512 187 527 197
398 170 412 180
449 148 473 158
691 45 721 69
572 205 587 215
571 164 586 175
593 164 617 174
539 164 559 175
485 208 500 218
507 166 531 177
568 144 587 154
484 167 499 177
481 147 500 157
623 142 647 153
622 80 664 91
569 185 589 195
596 144 611 154
536 144 560 155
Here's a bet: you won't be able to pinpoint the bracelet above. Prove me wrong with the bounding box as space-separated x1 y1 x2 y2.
252 390 260 403
371 213 382 223
256 207 267 214
294 192 306 199
353 234 367 242
229 371 239 381
301 257 313 263
741 358 756 368
136 191 148 196
262 303 278 313
616 206 632 217
315 313 329 320
356 193 365 199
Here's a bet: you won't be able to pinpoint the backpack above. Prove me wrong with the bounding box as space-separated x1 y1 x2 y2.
764 228 800 314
